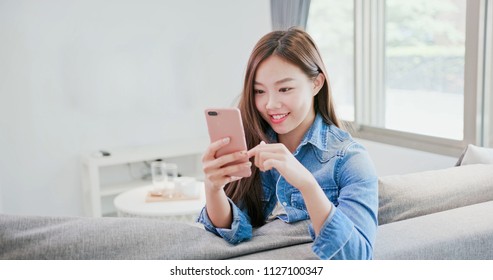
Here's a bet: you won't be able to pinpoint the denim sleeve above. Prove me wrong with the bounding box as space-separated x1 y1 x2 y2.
197 197 253 245
310 142 379 259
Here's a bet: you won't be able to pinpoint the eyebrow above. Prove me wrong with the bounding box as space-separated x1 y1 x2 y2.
254 77 295 86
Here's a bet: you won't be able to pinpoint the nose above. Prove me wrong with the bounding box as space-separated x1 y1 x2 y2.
266 93 282 110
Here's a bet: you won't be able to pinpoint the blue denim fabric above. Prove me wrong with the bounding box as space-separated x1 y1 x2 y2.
198 114 378 259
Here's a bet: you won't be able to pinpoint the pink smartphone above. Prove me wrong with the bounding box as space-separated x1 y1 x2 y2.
204 108 251 178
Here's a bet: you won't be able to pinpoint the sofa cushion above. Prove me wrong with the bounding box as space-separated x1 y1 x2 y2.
378 164 493 225
374 200 493 259
456 144 493 166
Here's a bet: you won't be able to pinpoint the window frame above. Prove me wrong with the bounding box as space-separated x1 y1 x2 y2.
485 0 493 148
351 0 491 156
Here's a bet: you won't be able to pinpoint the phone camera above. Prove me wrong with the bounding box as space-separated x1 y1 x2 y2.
208 111 218 116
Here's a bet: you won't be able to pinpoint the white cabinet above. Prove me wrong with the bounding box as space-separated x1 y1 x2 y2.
81 138 207 217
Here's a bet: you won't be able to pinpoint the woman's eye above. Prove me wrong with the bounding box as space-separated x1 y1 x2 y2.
254 89 264 94
279 87 292 93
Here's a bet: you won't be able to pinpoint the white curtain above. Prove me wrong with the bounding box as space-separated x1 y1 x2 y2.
271 0 311 31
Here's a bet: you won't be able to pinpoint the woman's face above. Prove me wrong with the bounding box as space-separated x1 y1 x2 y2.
253 55 323 140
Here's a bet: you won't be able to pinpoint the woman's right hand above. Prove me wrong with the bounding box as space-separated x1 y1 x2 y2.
201 137 251 192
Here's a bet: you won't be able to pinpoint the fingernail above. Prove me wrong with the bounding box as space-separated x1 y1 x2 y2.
223 137 230 143
260 141 266 144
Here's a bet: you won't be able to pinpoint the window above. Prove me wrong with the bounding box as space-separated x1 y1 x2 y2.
308 0 492 155
384 0 466 140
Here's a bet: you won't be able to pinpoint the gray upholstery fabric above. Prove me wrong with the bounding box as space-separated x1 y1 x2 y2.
378 164 493 225
0 215 312 260
236 201 493 260
232 243 316 260
2 165 493 260
374 200 493 260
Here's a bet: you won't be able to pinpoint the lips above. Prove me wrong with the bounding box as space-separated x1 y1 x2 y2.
269 113 289 124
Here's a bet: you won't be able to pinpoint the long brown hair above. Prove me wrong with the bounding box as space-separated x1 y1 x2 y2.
225 27 341 227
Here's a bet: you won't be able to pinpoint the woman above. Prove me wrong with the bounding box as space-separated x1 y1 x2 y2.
198 27 378 260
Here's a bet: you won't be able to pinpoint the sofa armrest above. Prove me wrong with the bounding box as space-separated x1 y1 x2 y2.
0 215 312 260
378 164 493 225
374 200 493 259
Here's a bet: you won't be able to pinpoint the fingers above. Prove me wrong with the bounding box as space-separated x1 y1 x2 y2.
248 141 286 157
202 137 253 188
218 151 248 167
203 150 248 173
247 141 293 172
255 151 284 171
204 161 252 187
247 140 271 158
202 137 231 162
262 158 282 171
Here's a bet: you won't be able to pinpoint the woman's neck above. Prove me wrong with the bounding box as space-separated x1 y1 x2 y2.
278 111 316 153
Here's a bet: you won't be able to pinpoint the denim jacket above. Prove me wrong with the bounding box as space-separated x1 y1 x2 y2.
198 113 378 260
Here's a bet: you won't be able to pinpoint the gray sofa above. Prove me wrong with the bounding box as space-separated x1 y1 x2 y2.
1 164 492 260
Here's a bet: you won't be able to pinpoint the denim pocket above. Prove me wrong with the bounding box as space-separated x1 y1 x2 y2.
291 186 338 210
291 191 306 211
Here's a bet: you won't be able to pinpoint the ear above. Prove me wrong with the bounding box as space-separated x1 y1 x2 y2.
312 73 325 96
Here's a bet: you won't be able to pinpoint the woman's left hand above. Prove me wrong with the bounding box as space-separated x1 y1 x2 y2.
247 141 317 192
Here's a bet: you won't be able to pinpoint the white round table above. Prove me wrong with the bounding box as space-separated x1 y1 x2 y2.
113 181 205 223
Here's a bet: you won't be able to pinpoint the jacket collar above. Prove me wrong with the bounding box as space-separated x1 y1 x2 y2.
266 113 329 153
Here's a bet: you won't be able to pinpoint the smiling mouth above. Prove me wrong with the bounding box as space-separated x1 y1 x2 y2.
269 113 289 124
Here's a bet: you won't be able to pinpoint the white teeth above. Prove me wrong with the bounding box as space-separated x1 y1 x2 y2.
272 114 287 120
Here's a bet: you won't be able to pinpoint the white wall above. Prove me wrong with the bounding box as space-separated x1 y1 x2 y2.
0 0 271 216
